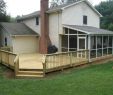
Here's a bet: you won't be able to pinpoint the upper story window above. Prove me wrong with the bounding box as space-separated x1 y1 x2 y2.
83 15 87 25
36 17 39 25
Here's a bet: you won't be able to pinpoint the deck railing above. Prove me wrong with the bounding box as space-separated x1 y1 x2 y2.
0 50 17 68
43 50 89 73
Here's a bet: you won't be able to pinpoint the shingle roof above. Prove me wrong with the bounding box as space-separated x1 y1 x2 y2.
63 25 113 35
17 11 40 20
0 22 38 36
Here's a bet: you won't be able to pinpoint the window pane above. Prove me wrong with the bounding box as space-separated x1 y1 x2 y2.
79 39 85 49
97 49 102 57
91 36 96 49
65 28 68 34
103 48 107 56
109 36 112 47
90 50 96 58
103 36 108 48
69 29 77 34
36 17 39 25
83 15 87 25
69 35 77 49
78 31 86 34
97 36 102 48
108 48 112 54
62 35 68 48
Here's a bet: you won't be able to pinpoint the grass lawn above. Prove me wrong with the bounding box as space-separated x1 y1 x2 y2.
0 62 113 95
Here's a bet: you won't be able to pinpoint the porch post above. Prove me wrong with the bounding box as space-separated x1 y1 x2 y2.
68 28 69 52
102 35 103 56
88 35 91 62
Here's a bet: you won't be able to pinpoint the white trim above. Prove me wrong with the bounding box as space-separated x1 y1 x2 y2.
88 35 91 62
78 37 86 50
68 28 69 52
102 35 103 56
61 0 102 17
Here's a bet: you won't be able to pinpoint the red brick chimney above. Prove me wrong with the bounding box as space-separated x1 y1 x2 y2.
39 0 51 54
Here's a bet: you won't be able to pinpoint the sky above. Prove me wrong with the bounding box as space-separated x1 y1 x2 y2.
4 0 106 17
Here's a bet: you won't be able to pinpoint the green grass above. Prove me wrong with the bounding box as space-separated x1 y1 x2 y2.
0 62 113 95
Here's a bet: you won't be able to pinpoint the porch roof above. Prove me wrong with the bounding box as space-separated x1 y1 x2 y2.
63 25 113 35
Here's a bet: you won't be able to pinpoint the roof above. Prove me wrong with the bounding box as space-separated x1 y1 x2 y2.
0 22 38 36
17 11 40 20
63 25 113 35
17 0 102 20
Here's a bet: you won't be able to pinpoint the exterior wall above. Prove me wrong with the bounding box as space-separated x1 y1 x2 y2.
0 29 13 48
62 2 100 28
49 12 62 51
22 17 41 34
12 36 39 54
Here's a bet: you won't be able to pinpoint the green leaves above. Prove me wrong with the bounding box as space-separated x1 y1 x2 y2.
95 0 113 31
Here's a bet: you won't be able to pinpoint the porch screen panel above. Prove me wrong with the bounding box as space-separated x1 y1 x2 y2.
108 36 112 54
91 36 96 49
103 36 108 56
62 35 68 52
69 35 77 51
91 36 96 58
97 36 102 57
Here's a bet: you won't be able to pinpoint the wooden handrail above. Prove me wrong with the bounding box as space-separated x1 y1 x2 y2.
44 50 89 72
0 50 17 55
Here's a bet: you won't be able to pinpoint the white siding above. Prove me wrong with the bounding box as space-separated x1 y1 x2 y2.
0 29 13 47
49 12 62 51
22 17 41 34
62 2 100 28
12 36 39 54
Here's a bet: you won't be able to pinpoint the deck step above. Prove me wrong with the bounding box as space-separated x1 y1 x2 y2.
16 74 44 78
18 71 43 75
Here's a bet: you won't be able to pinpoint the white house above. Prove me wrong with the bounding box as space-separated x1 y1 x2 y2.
1 0 113 60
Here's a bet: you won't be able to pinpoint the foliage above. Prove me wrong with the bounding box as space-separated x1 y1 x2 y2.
50 0 80 8
0 62 113 95
0 0 10 22
95 0 113 31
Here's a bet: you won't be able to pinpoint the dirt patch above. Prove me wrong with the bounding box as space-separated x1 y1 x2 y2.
3 69 15 79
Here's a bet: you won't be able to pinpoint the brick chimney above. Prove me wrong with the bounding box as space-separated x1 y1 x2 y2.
39 0 51 54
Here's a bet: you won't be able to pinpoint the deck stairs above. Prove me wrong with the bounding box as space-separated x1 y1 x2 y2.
15 54 45 78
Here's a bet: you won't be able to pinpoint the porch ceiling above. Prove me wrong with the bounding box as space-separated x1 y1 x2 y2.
63 25 113 35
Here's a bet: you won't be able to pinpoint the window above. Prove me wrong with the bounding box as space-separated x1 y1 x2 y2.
36 17 39 25
5 37 7 46
83 15 87 25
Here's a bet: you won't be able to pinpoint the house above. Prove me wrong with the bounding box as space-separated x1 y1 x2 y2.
0 22 39 54
2 0 113 58
16 0 113 60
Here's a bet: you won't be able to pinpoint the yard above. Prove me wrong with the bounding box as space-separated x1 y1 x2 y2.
0 61 113 95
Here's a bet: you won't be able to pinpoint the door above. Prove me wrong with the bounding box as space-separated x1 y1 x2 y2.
78 37 86 58
78 37 86 50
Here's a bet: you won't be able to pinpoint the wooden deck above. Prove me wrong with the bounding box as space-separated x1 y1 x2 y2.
19 53 43 70
1 50 112 78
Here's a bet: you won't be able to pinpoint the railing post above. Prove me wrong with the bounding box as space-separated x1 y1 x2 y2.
70 52 72 67
42 55 46 77
14 56 19 77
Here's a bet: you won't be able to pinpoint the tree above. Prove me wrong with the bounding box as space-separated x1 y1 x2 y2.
0 0 10 22
95 0 113 31
50 0 81 8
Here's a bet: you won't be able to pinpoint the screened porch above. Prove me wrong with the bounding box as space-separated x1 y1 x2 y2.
61 25 113 61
